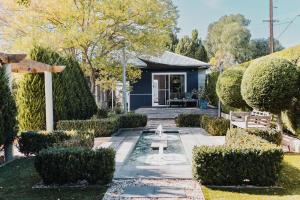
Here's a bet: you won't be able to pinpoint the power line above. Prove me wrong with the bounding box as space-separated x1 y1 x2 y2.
277 15 300 38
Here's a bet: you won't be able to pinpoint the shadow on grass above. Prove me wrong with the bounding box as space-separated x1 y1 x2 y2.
204 154 300 197
0 158 107 200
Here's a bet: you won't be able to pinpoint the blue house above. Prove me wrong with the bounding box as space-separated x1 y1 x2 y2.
129 51 210 110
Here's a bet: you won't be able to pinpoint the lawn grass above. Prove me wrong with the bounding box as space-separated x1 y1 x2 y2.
0 158 107 200
202 154 300 200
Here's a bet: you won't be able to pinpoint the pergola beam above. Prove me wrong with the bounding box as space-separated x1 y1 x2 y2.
10 59 65 73
0 52 27 64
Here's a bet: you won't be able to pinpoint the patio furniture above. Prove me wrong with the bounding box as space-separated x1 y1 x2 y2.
167 98 198 107
230 110 271 129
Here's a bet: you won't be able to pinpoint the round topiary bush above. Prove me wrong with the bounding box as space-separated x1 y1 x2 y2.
216 66 247 108
241 57 298 114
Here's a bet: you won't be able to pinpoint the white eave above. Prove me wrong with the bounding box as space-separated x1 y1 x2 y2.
138 51 210 68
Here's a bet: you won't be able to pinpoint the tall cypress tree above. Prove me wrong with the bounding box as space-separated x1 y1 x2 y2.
16 46 97 131
0 66 17 161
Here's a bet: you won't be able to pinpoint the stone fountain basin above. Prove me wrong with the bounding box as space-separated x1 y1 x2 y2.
151 141 168 150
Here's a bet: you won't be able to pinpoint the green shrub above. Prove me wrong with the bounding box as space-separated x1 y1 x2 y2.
206 71 219 106
56 118 120 137
216 66 248 109
54 130 95 149
35 147 115 185
0 66 17 148
175 113 202 127
16 46 97 131
241 57 298 114
18 131 71 156
201 115 230 136
245 129 282 145
96 108 108 119
118 113 147 128
230 45 300 136
193 129 283 186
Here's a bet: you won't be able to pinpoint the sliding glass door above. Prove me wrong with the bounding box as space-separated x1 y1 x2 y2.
152 73 186 106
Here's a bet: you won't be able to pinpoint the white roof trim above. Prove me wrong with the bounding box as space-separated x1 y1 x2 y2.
139 51 210 67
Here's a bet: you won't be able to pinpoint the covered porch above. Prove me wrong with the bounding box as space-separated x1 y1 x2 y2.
135 107 217 119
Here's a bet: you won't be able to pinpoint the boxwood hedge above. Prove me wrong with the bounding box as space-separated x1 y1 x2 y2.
18 131 71 156
35 147 115 185
193 128 283 186
118 113 147 128
201 115 230 136
175 113 202 127
56 118 120 137
245 128 282 145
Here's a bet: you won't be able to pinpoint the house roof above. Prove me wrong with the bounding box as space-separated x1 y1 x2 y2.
138 51 210 68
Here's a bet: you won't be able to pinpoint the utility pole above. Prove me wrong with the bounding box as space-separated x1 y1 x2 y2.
263 0 278 54
269 0 274 53
122 47 128 113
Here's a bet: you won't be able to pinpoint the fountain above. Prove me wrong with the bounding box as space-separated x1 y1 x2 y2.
126 125 188 166
151 124 168 150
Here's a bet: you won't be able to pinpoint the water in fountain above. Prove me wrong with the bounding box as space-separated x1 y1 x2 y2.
126 124 188 166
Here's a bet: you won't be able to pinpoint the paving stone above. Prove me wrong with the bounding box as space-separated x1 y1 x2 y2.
122 185 186 198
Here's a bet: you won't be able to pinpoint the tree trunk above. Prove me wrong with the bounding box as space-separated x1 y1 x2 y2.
4 142 13 162
89 69 96 95
276 114 283 134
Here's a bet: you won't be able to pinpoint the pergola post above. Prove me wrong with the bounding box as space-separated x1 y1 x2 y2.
44 71 54 132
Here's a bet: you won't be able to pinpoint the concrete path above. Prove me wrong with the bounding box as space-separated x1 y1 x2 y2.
103 179 204 200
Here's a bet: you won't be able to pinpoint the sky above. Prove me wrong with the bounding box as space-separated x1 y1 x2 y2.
172 0 300 48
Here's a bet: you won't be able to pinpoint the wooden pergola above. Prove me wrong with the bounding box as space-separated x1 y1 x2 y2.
0 52 65 132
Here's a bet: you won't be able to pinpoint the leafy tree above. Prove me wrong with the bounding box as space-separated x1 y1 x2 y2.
205 14 251 65
16 46 97 131
241 57 298 132
166 32 179 52
249 38 284 59
2 0 178 94
0 66 17 161
175 29 208 62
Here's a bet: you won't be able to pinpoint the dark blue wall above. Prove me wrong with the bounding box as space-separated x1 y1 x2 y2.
130 68 200 110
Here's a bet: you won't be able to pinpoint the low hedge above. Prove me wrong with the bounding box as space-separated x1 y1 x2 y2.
245 128 282 145
18 131 71 156
201 115 230 136
175 113 202 127
193 129 283 186
54 130 95 149
35 147 115 185
118 113 147 128
56 118 120 137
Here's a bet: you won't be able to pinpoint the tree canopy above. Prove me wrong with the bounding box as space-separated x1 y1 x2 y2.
175 29 208 62
166 32 179 52
249 38 284 59
1 0 178 93
205 14 251 65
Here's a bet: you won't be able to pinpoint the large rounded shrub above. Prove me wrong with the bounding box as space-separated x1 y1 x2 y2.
241 57 298 114
216 66 247 108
